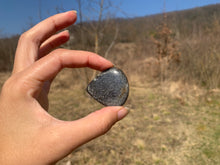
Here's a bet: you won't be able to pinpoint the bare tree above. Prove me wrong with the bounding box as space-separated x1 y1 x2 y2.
86 0 117 54
74 0 121 82
38 0 43 21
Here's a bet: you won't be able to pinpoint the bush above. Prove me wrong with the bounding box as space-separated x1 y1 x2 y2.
0 36 18 71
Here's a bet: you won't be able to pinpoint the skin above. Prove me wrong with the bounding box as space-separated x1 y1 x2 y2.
0 11 128 165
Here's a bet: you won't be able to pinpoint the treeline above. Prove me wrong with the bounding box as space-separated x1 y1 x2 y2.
0 35 19 71
66 4 220 54
115 4 220 42
68 4 220 89
0 4 220 88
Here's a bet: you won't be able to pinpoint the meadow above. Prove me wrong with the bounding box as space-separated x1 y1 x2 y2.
48 42 220 165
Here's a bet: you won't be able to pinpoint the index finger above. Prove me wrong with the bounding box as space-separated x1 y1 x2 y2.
19 49 113 97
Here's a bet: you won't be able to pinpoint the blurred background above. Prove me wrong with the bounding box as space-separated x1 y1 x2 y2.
0 0 220 164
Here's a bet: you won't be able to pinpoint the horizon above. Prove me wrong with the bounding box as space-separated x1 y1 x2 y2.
0 0 220 37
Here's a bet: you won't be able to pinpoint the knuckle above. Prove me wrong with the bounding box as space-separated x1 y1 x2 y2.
19 30 39 45
1 77 15 97
19 31 33 45
1 75 27 97
52 48 63 54
99 121 113 135
90 109 117 135
19 31 29 42
2 76 15 90
96 117 114 135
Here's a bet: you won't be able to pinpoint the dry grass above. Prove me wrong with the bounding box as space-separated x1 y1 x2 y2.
41 63 219 165
0 44 219 165
47 73 219 165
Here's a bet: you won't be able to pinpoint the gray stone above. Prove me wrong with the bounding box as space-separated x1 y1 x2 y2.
87 67 129 106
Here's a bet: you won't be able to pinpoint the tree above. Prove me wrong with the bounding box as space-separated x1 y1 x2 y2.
73 0 121 83
153 13 181 82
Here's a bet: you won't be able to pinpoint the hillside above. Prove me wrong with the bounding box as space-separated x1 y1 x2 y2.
1 4 220 88
115 4 220 42
1 4 220 64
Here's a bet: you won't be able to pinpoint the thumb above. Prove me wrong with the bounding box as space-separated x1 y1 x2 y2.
53 106 128 158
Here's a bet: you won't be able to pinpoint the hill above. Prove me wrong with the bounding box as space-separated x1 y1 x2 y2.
1 4 220 54
0 4 220 87
115 4 220 42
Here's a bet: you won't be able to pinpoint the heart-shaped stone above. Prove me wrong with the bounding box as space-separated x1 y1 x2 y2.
87 67 129 106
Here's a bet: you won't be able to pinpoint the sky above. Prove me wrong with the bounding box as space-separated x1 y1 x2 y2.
0 0 220 37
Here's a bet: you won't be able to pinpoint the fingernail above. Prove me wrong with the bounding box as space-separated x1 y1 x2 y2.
117 107 129 121
72 10 77 14
63 29 69 33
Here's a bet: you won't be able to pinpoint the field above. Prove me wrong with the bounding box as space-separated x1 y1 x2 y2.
45 67 220 165
49 52 220 164
1 42 219 165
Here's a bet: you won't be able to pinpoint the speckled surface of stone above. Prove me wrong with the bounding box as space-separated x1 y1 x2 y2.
87 67 129 106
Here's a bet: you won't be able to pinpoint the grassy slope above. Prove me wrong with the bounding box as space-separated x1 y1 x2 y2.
44 70 219 165
0 44 219 165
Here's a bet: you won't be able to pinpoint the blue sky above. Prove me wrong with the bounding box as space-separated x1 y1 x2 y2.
0 0 220 37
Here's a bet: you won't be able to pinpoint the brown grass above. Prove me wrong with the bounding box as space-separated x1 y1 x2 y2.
0 40 219 165
46 41 220 164
47 71 219 165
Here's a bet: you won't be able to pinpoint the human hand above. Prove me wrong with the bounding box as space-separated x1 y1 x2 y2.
0 11 128 164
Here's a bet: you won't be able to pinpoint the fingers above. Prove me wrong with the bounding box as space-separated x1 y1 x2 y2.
29 11 76 45
54 107 129 156
18 49 113 97
39 30 70 58
13 11 77 73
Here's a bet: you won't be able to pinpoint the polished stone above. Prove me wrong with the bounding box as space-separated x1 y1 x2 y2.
87 67 129 106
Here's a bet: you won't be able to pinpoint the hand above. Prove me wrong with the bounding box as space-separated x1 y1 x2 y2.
0 11 128 164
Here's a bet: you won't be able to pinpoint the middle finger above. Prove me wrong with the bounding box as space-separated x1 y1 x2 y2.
13 11 77 73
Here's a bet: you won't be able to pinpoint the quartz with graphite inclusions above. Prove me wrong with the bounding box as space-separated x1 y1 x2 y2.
87 67 129 106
